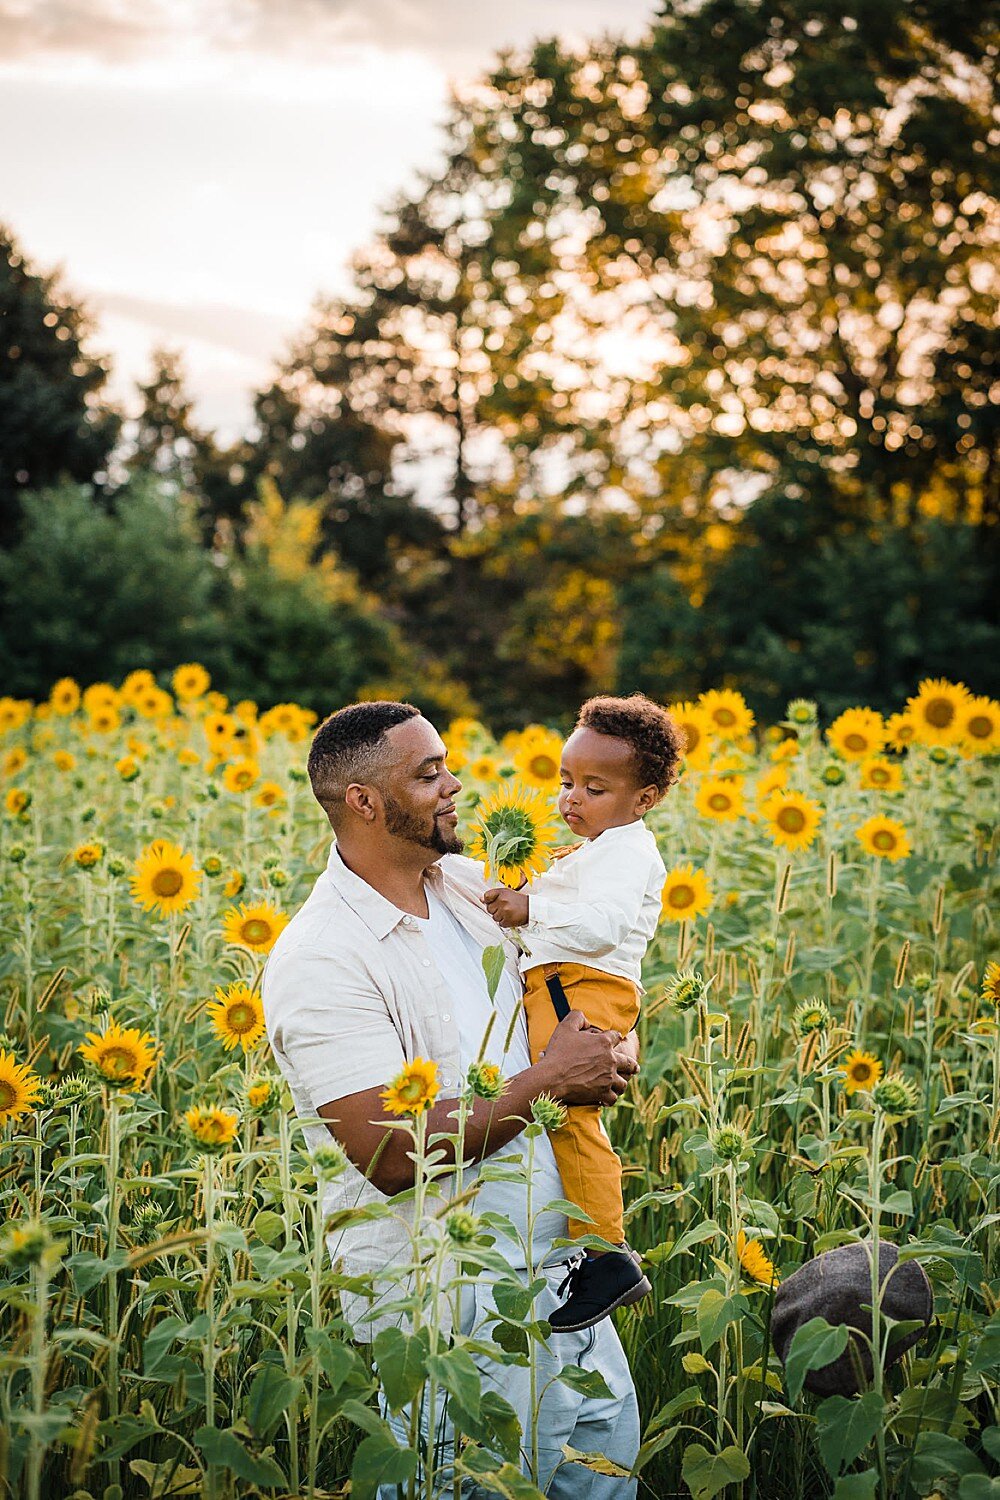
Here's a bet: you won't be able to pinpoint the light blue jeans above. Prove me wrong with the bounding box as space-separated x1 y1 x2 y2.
377 1257 640 1498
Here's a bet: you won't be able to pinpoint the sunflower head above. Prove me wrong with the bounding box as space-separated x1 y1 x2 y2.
711 1125 752 1163
827 707 886 762
872 1073 918 1117
0 1049 44 1124
50 677 81 716
531 1093 568 1131
513 730 563 791
468 782 559 888
172 663 211 702
131 840 202 916
694 777 746 823
859 757 903 793
221 901 288 955
840 1048 883 1096
792 998 831 1035
222 759 260 795
466 1061 505 1101
663 968 709 1012
73 841 105 870
981 962 1000 1008
960 696 1000 754
380 1057 440 1117
906 678 970 747
207 982 266 1053
660 864 713 924
855 816 911 862
764 791 823 852
183 1104 239 1153
78 1020 158 1092
737 1230 779 1287
697 689 755 742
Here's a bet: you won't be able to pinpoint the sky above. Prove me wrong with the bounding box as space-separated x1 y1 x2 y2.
0 0 654 439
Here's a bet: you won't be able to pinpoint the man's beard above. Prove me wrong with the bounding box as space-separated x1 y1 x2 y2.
383 791 463 855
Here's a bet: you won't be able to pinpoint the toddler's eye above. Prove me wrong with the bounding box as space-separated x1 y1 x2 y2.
586 788 604 796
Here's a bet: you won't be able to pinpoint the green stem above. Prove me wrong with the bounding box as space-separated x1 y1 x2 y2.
106 1092 122 1493
26 1257 51 1500
204 1154 218 1500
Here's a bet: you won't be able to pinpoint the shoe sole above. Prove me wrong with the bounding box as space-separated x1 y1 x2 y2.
547 1275 652 1334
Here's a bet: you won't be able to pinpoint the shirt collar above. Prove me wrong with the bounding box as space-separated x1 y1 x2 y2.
325 840 446 941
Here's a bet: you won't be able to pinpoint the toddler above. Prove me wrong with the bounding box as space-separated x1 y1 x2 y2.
483 693 681 1332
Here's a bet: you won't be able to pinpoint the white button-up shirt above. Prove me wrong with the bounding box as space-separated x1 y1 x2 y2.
523 819 667 989
262 840 545 1340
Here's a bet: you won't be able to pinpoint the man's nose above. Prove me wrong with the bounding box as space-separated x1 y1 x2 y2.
446 770 462 795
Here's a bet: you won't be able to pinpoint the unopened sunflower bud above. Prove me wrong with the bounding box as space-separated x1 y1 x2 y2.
58 1073 92 1103
266 868 289 888
201 852 224 877
466 1061 505 1100
710 1125 752 1163
7 844 27 863
312 1142 349 1179
288 766 308 784
130 1202 165 1245
821 763 846 786
873 1074 918 1117
531 1093 568 1131
664 968 708 1013
912 974 933 994
106 854 128 878
0 1219 62 1270
786 699 817 725
446 1210 480 1246
792 998 831 1035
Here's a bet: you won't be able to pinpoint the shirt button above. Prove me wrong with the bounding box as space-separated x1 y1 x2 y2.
422 959 431 968
402 916 412 926
442 1013 451 1022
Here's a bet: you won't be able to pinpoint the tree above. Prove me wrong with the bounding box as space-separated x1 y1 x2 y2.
0 226 120 545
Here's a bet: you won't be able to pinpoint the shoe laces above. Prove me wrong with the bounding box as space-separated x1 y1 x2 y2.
556 1250 587 1298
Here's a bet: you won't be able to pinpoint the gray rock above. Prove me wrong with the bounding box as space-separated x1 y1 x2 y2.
772 1240 933 1397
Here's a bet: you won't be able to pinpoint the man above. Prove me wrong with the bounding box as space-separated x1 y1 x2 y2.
262 701 642 1497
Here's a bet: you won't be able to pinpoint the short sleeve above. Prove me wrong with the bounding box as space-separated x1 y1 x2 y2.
263 948 406 1113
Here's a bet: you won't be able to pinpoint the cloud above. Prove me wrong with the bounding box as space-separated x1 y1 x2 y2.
0 0 653 72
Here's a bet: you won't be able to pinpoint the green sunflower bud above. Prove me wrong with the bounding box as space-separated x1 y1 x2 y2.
792 998 831 1035
710 1125 752 1163
446 1210 480 1246
664 968 708 1013
872 1074 918 1117
531 1093 568 1132
466 1061 505 1101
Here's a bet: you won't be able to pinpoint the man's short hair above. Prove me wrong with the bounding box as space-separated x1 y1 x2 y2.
308 701 420 823
576 692 683 798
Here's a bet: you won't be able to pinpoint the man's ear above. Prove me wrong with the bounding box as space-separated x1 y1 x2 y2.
344 783 380 823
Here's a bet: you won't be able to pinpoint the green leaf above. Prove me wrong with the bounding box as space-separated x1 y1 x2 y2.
68 1248 131 1295
908 1432 985 1488
831 1471 878 1500
669 1220 722 1260
893 1385 973 1441
815 1392 883 1475
482 944 507 1001
194 1425 285 1485
245 1364 304 1441
958 1478 1000 1500
372 1326 429 1414
305 1327 366 1396
350 1430 418 1500
696 1289 743 1353
681 1442 751 1500
251 1210 285 1245
784 1318 850 1403
97 1413 162 1463
981 1428 1000 1462
553 1365 613 1400
647 1386 704 1434
426 1347 482 1421
682 1352 714 1376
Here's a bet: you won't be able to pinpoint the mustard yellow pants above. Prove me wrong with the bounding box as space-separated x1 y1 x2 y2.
523 961 640 1244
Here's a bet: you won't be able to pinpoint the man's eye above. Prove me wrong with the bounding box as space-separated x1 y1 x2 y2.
587 788 604 796
421 773 438 782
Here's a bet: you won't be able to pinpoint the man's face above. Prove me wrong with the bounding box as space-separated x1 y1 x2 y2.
379 717 464 856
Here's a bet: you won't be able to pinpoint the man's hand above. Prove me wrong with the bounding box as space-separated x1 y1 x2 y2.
536 1010 638 1107
482 886 530 928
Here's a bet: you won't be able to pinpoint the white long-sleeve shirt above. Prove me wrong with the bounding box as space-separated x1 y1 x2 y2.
521 819 667 990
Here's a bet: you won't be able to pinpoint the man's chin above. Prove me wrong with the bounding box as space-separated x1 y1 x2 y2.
432 826 464 856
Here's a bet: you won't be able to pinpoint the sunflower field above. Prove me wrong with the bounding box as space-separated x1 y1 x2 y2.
0 669 998 1500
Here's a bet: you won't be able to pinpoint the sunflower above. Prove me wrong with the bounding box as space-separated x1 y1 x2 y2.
119 669 156 705
73 841 105 869
468 781 560 889
223 869 245 899
131 840 202 916
513 730 563 791
172 663 211 701
2 747 27 778
184 1105 239 1152
840 1048 883 1096
222 901 289 954
222 759 260 794
380 1057 440 1117
203 712 237 752
207 982 266 1053
763 791 823 852
53 750 76 773
49 677 81 716
694 777 746 822
177 747 202 768
115 755 141 782
134 687 173 721
667 701 715 771
5 787 30 817
770 738 800 762
859 756 903 793
884 712 918 752
827 708 886 762
660 864 713 923
254 780 286 809
87 706 121 736
234 700 258 726
737 1230 779 1288
960 696 1000 754
0 1049 43 1125
855 816 911 862
755 765 788 806
467 754 502 783
0 697 31 733
82 682 120 715
698 689 755 742
906 678 970 747
982 962 1000 1008
79 1020 158 1091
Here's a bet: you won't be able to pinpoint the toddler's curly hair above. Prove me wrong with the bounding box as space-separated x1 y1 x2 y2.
576 692 683 798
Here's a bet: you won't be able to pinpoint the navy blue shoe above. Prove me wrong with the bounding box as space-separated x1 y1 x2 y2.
547 1245 651 1333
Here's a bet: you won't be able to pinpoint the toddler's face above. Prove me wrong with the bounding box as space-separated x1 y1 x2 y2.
557 727 656 839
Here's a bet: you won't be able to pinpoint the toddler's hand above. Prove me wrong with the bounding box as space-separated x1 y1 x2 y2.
482 886 530 929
